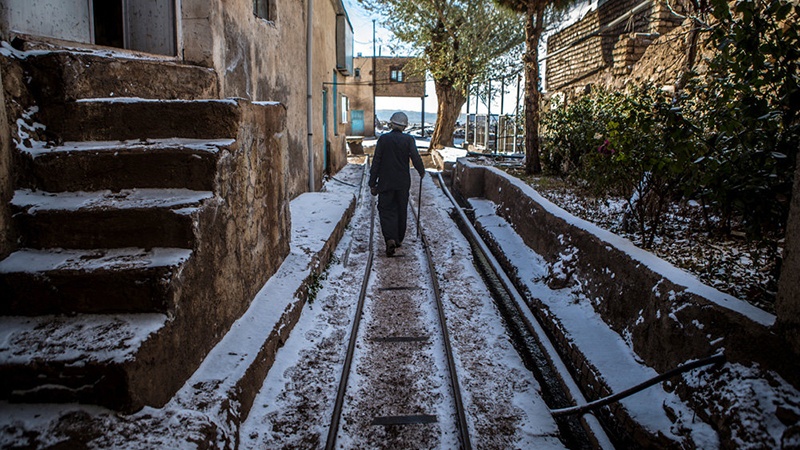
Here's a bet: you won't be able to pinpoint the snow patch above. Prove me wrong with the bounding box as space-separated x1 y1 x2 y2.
463 160 775 327
471 197 720 447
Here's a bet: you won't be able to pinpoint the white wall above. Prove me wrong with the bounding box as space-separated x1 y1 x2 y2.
6 0 92 43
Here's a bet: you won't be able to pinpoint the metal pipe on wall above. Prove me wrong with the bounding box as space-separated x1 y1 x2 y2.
485 79 490 151
513 74 521 154
307 0 315 192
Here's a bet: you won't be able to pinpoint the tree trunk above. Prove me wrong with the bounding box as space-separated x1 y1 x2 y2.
675 18 700 92
430 81 466 148
523 1 544 174
777 160 800 355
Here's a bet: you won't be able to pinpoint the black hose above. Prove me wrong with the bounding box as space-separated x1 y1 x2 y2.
550 353 726 417
329 176 358 187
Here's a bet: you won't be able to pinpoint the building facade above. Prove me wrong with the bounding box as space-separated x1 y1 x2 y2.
1 0 353 199
341 56 425 136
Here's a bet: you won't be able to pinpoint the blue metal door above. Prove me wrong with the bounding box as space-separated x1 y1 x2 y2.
351 109 365 135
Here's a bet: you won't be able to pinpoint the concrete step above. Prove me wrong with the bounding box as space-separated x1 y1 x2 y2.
11 188 212 250
39 98 243 142
0 247 191 315
0 312 167 411
22 51 219 103
17 138 232 192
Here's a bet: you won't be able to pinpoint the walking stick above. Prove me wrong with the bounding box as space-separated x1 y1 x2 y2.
416 174 423 236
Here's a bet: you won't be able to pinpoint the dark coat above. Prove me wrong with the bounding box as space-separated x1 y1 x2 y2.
368 130 425 192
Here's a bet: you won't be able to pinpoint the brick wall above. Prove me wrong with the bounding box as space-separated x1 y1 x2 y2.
546 0 686 93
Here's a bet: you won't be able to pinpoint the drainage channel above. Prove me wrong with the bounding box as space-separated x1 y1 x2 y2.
325 166 471 450
434 171 615 450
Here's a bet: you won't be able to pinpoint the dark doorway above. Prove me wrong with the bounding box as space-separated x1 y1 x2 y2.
93 0 124 49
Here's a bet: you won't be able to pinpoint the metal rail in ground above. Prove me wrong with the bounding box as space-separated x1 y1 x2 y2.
410 171 472 450
325 167 472 450
325 161 374 450
434 171 615 450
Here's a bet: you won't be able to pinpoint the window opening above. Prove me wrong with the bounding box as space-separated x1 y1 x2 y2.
254 0 272 20
390 66 405 82
94 0 124 48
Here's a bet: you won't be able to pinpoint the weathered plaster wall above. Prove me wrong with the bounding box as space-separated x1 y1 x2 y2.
344 56 376 136
374 57 425 98
313 0 345 188
454 160 799 388
180 0 346 197
341 56 425 137
180 1 221 68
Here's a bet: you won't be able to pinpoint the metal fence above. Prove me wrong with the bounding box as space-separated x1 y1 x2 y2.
465 114 521 153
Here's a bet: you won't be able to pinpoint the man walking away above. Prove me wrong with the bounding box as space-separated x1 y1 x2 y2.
369 112 426 257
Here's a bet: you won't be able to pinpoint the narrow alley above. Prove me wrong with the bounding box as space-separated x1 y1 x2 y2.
236 159 730 449
2 0 800 447
240 164 569 449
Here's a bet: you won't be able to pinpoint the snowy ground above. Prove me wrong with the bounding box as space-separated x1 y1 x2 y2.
3 153 796 448
241 167 565 448
489 164 781 314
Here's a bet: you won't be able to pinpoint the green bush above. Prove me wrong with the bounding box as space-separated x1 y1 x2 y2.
685 0 800 238
540 0 799 244
542 85 698 246
541 93 607 176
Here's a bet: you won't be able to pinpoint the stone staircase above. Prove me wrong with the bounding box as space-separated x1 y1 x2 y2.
0 50 289 413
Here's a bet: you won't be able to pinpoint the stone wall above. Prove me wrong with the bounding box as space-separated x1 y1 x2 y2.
1 0 350 200
132 101 290 407
454 159 800 387
181 0 348 197
0 54 38 261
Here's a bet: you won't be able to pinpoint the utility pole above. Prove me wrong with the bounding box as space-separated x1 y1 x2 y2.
513 73 521 154
473 83 479 144
486 79 491 152
465 85 470 146
500 76 505 153
500 76 505 115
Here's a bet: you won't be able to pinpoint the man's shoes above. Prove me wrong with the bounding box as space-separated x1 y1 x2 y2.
395 241 402 248
386 240 397 257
